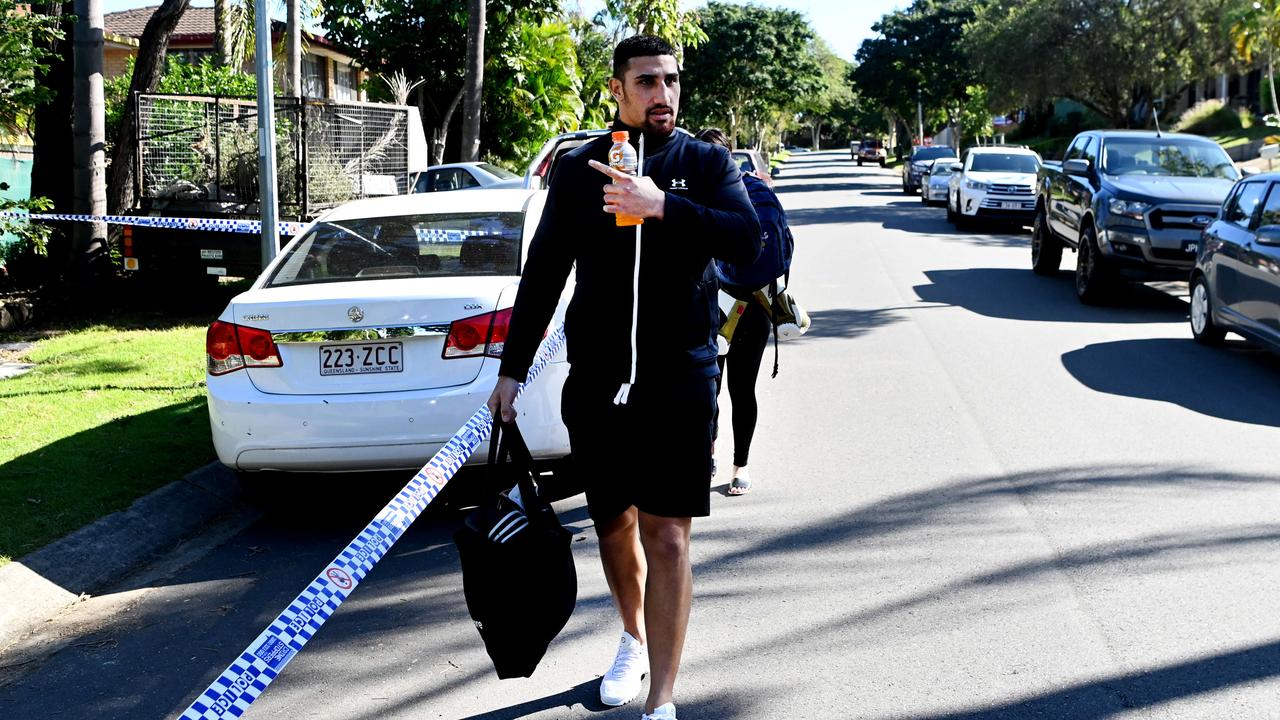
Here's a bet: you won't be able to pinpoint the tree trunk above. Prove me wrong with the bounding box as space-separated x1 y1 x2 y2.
433 86 465 166
810 121 821 151
286 0 301 96
31 1 74 213
1269 50 1278 117
460 0 486 162
106 0 191 216
71 0 110 286
213 0 232 66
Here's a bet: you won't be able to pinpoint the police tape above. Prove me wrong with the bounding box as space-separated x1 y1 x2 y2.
1 211 499 244
177 325 566 720
0 211 309 237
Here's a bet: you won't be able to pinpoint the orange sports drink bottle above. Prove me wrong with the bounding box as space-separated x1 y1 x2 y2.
608 131 644 227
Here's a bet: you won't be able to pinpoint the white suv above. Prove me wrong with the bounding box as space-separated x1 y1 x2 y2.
946 146 1042 227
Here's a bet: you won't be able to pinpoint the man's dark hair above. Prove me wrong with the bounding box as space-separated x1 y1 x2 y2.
612 35 676 79
696 128 730 149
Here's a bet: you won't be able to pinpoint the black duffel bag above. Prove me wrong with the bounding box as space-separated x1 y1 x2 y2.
453 419 577 679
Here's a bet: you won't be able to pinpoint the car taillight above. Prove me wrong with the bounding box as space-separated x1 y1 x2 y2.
207 320 283 375
443 307 511 359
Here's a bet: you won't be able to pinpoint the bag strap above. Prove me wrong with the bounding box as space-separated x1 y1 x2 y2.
489 418 553 526
769 277 780 379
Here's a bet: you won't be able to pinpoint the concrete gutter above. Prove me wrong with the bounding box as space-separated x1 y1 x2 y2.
0 462 246 652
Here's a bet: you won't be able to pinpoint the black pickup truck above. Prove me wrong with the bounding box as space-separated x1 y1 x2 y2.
1032 130 1241 303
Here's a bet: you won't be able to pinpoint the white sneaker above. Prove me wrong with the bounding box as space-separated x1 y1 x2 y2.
599 631 648 706
642 702 677 720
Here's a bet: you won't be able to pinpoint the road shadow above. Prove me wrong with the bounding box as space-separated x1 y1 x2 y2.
907 638 1280 719
783 202 1031 247
1062 338 1280 427
912 268 1188 324
791 307 907 341
775 172 857 182
775 182 867 195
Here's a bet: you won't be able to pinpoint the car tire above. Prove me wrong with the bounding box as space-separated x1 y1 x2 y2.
879 158 886 167
857 158 863 166
946 192 957 223
1031 206 1063 276
1190 273 1227 345
1075 224 1116 304
921 190 929 205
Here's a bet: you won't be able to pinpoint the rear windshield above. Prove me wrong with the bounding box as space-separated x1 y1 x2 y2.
477 163 519 180
1100 138 1238 179
929 160 954 175
732 152 757 173
970 153 1040 173
913 147 955 162
267 211 523 287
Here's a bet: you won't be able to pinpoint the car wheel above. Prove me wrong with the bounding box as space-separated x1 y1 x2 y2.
1190 274 1227 345
1031 206 1063 276
1075 224 1116 304
879 158 886 167
857 158 863 166
921 190 929 205
946 192 957 223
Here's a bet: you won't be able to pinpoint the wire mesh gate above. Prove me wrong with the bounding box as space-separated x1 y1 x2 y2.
135 94 411 218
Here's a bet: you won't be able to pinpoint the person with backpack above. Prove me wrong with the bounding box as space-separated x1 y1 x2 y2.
694 128 794 496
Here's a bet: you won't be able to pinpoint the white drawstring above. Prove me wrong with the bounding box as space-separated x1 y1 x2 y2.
615 132 644 405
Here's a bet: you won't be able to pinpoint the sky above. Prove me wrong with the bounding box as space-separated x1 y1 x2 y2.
100 0 908 63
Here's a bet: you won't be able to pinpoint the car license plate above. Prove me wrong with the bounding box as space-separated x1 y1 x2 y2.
1184 241 1198 254
319 341 403 376
1001 201 1023 210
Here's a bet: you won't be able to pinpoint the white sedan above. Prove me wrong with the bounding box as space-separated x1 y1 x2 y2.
205 189 571 474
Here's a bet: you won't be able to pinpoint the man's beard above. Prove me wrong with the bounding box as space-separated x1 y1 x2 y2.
642 105 676 135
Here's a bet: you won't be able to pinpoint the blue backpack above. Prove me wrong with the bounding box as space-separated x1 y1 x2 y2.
716 173 793 297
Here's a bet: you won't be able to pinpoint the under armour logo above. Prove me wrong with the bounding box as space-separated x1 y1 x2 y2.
670 178 688 190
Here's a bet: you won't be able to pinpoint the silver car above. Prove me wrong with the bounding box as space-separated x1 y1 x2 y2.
921 157 958 206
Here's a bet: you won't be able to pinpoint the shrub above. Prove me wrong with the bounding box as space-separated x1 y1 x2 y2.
1173 99 1242 135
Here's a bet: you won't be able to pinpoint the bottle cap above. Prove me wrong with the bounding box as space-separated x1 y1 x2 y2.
611 131 629 142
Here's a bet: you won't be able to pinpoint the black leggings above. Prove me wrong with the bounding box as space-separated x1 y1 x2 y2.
714 299 772 468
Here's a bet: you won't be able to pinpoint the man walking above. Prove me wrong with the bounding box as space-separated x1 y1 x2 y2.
487 35 759 720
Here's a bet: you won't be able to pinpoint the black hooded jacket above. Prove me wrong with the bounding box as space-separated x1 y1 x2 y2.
498 122 761 386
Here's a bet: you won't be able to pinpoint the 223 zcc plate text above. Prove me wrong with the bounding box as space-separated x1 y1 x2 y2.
319 341 404 376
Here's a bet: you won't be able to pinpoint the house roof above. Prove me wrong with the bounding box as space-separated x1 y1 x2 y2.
103 6 348 55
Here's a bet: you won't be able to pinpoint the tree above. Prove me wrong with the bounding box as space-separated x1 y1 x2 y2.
852 0 982 149
966 0 1235 127
481 20 584 166
323 0 560 166
1227 0 1280 120
71 0 110 285
460 0 485 161
598 0 708 57
105 0 192 215
681 2 823 148
794 38 855 150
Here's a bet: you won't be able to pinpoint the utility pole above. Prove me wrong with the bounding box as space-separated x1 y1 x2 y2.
254 0 279 266
917 93 924 147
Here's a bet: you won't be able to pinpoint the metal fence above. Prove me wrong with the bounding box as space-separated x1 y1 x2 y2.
135 94 411 218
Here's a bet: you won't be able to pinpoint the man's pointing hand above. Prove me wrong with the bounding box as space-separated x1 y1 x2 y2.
588 159 666 221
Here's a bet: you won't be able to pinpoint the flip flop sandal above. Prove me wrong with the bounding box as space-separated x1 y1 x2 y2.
728 476 751 495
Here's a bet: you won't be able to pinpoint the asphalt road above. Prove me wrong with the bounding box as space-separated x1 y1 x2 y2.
4 150 1280 720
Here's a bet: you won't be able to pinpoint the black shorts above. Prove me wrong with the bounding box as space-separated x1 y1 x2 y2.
560 371 717 525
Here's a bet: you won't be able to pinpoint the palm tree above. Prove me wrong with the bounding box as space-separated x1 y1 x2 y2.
1229 0 1280 122
460 0 485 162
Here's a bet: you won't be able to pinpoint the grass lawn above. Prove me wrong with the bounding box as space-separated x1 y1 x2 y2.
1211 125 1275 150
0 319 214 567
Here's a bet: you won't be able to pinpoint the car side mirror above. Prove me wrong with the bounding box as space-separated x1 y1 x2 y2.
1063 159 1091 176
948 162 963 173
1256 225 1280 245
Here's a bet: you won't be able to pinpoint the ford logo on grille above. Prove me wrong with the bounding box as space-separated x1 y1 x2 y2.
1190 215 1214 228
347 306 365 323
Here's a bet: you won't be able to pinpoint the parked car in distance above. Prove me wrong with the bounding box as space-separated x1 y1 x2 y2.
1032 130 1239 304
904 145 959 194
921 158 956 206
1190 173 1280 356
411 162 523 193
853 138 887 167
732 148 779 186
206 187 572 477
947 145 1041 229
